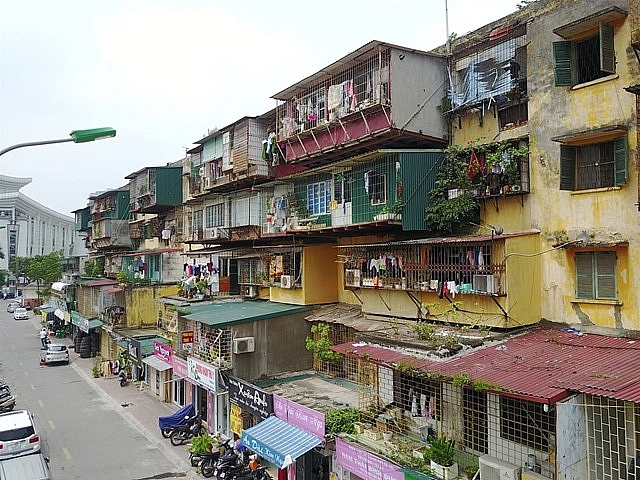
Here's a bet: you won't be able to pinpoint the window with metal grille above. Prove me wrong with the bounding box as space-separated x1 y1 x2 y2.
498 102 528 130
307 181 332 216
367 171 386 206
205 203 225 228
267 250 301 281
393 372 441 421
237 257 264 284
575 251 617 300
560 137 627 191
586 395 629 480
553 22 615 87
333 172 352 203
500 396 553 449
463 388 488 454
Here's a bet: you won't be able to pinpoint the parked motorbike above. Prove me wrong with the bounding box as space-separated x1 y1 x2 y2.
169 414 203 446
211 446 247 479
119 370 129 387
0 384 16 413
229 465 272 480
159 404 196 439
199 439 234 477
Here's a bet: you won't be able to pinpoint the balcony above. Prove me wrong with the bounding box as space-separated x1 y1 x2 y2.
126 166 182 214
272 41 447 167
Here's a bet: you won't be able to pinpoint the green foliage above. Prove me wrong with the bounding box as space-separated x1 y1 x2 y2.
84 258 105 277
325 407 361 435
16 252 63 298
452 373 472 388
412 322 436 341
305 323 343 363
116 271 129 283
188 433 214 454
428 436 456 467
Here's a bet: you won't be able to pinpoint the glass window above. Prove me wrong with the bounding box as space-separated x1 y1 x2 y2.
307 181 332 216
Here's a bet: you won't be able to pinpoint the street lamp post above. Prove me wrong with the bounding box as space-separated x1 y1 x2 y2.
0 127 116 157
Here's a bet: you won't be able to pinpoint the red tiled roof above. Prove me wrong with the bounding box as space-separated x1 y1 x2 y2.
332 328 640 404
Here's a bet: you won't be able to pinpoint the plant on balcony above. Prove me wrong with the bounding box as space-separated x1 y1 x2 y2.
305 323 343 363
325 407 362 435
428 435 456 467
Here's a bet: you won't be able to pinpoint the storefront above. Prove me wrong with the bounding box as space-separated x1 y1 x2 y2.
171 356 190 407
70 311 103 358
239 390 327 480
142 341 173 402
227 374 273 434
186 356 227 435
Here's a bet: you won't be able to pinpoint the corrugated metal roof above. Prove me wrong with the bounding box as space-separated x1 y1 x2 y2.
332 328 640 404
305 304 397 333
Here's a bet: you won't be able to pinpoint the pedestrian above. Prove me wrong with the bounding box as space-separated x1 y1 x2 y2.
40 327 48 347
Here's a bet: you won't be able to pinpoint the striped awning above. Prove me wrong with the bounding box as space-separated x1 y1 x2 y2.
240 416 322 469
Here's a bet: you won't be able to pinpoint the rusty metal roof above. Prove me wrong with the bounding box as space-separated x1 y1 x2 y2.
332 328 640 404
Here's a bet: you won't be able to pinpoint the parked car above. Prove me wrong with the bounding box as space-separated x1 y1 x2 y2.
5 303 20 314
0 453 52 479
0 410 41 459
40 344 69 365
13 308 28 321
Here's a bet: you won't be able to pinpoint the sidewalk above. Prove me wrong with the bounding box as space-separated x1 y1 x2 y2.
36 320 200 479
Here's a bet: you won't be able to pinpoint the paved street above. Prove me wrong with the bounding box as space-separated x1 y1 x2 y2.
0 304 198 479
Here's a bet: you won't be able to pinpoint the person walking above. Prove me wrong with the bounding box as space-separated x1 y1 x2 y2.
40 327 48 347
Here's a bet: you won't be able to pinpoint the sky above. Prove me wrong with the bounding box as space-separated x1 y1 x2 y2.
0 0 522 217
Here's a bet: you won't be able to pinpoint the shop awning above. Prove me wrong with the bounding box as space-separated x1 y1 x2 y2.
70 311 103 333
51 282 71 292
240 416 322 469
142 355 172 372
54 309 65 321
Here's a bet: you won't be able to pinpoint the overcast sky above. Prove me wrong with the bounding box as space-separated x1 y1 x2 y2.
0 0 521 216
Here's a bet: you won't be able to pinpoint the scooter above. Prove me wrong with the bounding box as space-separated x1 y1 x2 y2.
159 404 196 439
199 439 234 477
0 385 16 413
119 370 129 387
169 414 203 446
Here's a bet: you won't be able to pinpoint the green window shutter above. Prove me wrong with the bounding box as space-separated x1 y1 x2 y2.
575 253 594 299
613 135 628 186
595 251 616 299
559 145 577 190
599 22 615 74
553 41 573 86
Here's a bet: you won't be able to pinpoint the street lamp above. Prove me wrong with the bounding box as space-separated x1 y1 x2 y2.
0 127 116 157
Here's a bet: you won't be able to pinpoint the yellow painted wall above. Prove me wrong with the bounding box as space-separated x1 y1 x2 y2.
270 245 338 305
449 0 639 330
125 284 179 327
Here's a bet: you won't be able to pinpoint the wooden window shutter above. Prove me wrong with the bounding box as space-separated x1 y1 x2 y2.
613 135 628 186
599 22 615 74
553 41 573 86
575 253 594 298
596 251 616 299
559 144 576 190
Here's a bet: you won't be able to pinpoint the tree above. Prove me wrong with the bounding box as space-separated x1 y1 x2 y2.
84 258 104 277
24 252 63 301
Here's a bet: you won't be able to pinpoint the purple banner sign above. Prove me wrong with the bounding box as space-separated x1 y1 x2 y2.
153 341 173 364
273 394 325 440
172 355 188 379
335 438 403 480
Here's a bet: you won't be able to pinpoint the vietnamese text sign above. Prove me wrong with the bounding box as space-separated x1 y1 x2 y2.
273 394 325 439
227 374 273 420
335 438 403 480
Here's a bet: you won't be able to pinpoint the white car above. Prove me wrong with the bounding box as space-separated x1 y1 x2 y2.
40 344 69 365
12 308 28 320
0 410 41 459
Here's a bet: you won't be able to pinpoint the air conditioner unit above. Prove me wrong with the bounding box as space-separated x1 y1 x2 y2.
244 285 258 298
233 337 255 354
205 227 218 239
473 274 497 294
479 455 522 480
280 275 293 289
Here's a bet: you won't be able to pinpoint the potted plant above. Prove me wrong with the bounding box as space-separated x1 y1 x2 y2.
464 464 479 479
428 435 459 480
188 432 214 456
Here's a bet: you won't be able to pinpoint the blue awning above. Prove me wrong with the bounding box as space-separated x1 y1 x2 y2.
240 416 322 469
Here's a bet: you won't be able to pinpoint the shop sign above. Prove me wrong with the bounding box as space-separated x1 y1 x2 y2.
230 403 243 435
335 438 403 480
153 341 173 364
172 356 188 378
227 374 273 420
274 394 325 439
181 330 194 351
187 356 218 391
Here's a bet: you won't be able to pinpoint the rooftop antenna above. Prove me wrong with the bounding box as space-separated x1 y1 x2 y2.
445 0 451 56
